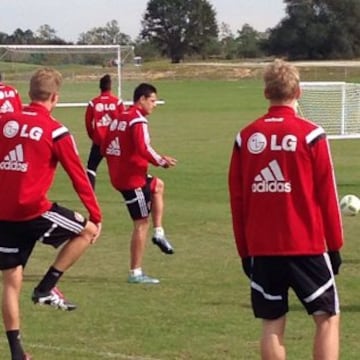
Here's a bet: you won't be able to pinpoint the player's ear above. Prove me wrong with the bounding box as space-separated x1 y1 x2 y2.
295 85 302 100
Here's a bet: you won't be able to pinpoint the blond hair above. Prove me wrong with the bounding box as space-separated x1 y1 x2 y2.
263 59 300 102
29 67 62 101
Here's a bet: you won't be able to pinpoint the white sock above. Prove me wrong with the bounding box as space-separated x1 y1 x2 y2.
130 268 142 277
154 227 164 238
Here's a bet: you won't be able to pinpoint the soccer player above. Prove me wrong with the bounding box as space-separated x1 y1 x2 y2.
0 68 102 360
85 74 125 189
228 59 343 360
0 72 23 113
102 82 177 284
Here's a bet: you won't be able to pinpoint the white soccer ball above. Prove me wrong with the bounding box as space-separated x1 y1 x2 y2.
339 194 360 216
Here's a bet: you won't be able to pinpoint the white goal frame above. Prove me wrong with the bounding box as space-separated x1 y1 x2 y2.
297 81 360 139
0 44 135 107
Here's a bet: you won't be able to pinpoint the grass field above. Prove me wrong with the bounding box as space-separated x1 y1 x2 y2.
1 76 360 359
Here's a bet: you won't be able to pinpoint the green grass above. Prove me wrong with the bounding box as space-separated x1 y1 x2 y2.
1 78 360 359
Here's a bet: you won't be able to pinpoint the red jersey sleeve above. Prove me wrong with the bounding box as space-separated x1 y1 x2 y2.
228 133 248 258
53 128 102 223
85 102 94 139
310 134 343 251
132 121 167 167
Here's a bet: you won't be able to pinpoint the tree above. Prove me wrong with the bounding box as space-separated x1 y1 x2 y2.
235 24 265 58
266 0 360 59
141 0 218 63
78 20 132 45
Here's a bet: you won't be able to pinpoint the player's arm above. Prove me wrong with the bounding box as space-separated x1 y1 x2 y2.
132 121 176 168
53 127 102 224
310 130 343 251
85 102 94 139
228 133 248 259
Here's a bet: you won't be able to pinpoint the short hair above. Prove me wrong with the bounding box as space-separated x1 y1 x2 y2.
263 59 300 101
133 83 157 103
0 73 2 82
29 67 62 101
99 74 111 91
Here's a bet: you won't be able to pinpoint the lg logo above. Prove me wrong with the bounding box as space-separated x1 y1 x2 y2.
247 132 297 154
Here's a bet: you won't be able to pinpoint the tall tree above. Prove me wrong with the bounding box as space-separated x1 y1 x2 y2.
266 0 360 59
141 0 218 63
78 20 131 45
235 24 265 58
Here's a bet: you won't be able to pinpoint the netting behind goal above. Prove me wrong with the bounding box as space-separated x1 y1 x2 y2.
297 82 360 139
0 45 141 106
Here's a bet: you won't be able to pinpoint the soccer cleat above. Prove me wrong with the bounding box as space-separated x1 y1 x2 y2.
152 235 174 254
31 286 77 311
127 274 160 284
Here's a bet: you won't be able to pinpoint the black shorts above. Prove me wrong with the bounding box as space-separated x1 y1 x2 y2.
120 176 155 220
0 203 87 270
249 254 339 319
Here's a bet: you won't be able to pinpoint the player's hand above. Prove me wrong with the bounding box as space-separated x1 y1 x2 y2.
162 155 177 168
91 222 102 244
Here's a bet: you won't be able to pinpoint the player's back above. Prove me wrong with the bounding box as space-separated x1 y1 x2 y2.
86 92 124 144
0 83 22 114
0 104 64 220
103 107 149 190
233 105 341 255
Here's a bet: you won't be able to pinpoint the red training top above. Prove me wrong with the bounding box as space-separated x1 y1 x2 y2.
85 90 125 145
102 105 167 190
228 105 343 258
0 103 102 223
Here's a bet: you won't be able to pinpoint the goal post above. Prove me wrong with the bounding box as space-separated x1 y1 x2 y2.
0 44 138 106
297 81 360 139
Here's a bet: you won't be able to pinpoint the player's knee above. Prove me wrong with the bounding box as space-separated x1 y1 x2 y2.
82 221 98 243
155 178 165 193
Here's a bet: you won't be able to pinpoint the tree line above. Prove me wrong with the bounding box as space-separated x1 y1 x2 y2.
1 0 360 63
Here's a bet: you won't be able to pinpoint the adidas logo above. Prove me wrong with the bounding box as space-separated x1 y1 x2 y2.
106 137 120 156
0 144 28 172
252 159 291 193
0 100 15 113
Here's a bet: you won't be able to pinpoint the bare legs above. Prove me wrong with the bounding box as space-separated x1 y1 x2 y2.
260 314 340 360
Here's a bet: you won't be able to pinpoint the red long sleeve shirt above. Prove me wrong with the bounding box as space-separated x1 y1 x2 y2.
0 82 23 113
0 103 102 223
102 105 166 190
228 105 343 258
85 91 125 145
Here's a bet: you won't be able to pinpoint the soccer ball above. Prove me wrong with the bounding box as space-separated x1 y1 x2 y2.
339 194 360 216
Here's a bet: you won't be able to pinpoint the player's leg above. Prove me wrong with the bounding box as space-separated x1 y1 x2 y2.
32 204 98 310
130 218 150 271
121 186 159 284
313 313 339 360
261 317 286 360
86 143 103 189
0 222 36 360
149 176 174 254
1 266 29 360
290 254 340 360
251 256 288 360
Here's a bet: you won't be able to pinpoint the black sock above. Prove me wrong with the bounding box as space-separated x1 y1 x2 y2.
35 266 63 293
6 330 24 360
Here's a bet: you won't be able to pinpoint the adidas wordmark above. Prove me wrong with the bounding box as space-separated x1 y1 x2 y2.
252 159 291 193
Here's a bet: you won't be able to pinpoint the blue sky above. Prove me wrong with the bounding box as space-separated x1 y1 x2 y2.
1 0 286 41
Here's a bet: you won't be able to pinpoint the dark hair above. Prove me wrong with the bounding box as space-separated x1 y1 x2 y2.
99 74 111 91
0 73 2 82
133 83 157 103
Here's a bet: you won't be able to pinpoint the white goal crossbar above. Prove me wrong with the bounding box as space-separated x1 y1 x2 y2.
0 44 138 106
298 81 360 139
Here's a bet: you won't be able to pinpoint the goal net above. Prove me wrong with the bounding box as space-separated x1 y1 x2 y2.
0 44 140 106
297 81 360 139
